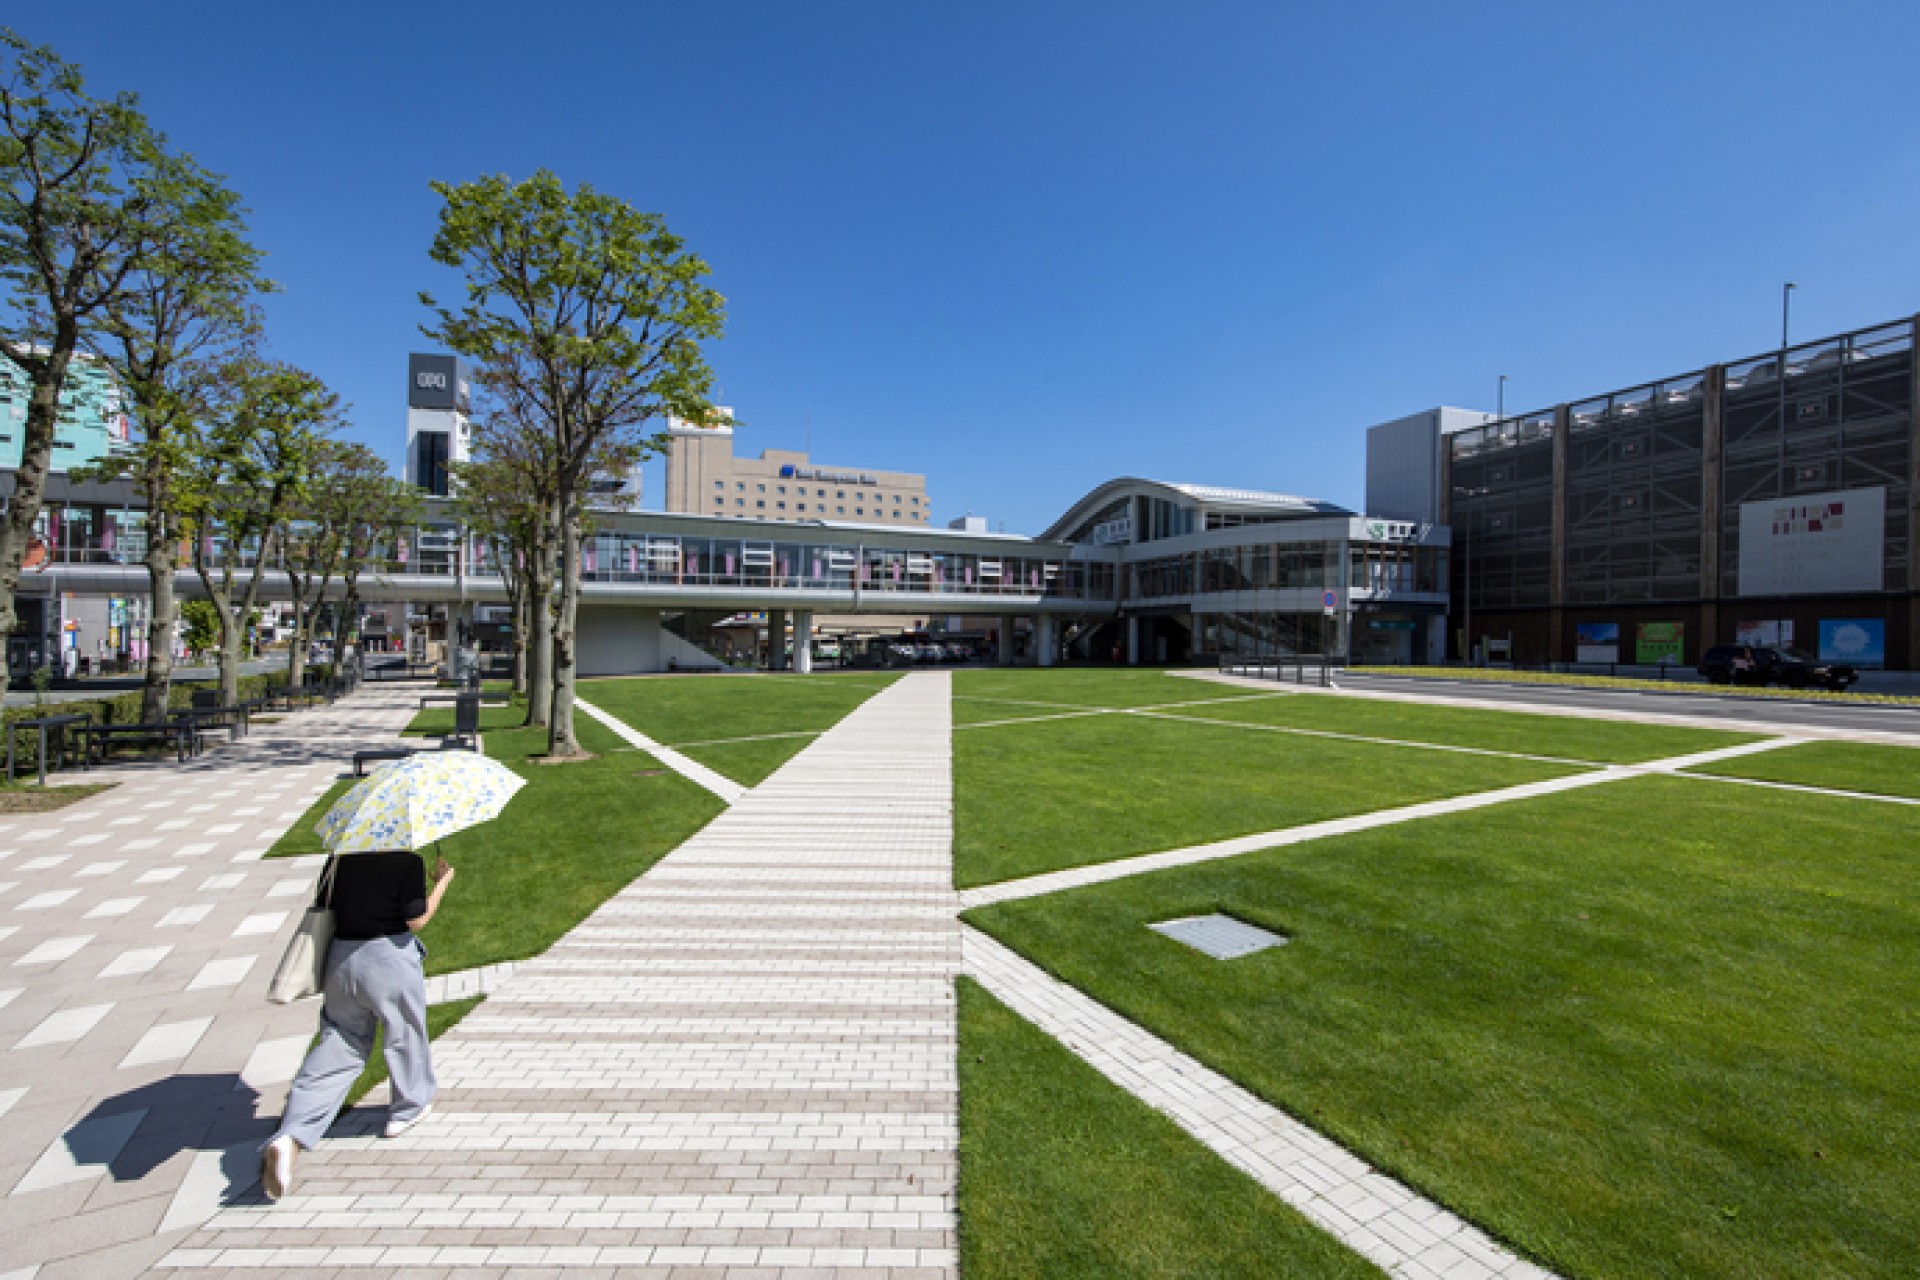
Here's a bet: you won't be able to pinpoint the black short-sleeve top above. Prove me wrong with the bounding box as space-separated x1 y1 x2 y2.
323 852 428 940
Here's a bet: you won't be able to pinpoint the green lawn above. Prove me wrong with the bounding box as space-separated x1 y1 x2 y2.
1685 739 1920 799
953 668 1269 726
581 671 900 785
403 700 530 737
267 777 357 858
266 715 724 976
958 978 1383 1280
955 712 1581 886
965 777 1920 1280
1165 689 1755 763
343 995 484 1109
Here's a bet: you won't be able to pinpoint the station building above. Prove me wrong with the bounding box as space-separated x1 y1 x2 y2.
0 351 130 472
1364 313 1918 670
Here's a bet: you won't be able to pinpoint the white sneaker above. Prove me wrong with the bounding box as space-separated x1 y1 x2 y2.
260 1136 296 1200
384 1103 433 1139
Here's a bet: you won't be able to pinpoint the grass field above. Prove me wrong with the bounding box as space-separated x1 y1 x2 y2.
954 711 1582 886
266 714 724 976
582 671 900 784
1685 738 1920 799
965 775 1920 1280
1164 687 1756 763
953 668 1268 725
957 978 1384 1280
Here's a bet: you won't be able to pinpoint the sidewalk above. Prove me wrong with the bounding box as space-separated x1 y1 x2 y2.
154 671 959 1278
0 683 420 1279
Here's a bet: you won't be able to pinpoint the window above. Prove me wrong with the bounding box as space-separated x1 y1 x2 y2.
837 490 845 499
756 499 766 509
713 496 723 506
736 481 745 490
837 506 845 514
911 496 920 505
856 508 864 517
713 480 723 489
735 498 744 506
796 502 806 512
776 501 786 510
776 485 786 494
817 488 826 496
893 495 902 504
756 483 766 493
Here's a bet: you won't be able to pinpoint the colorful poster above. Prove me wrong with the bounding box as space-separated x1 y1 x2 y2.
1636 621 1685 664
1735 619 1794 648
1818 618 1885 669
1575 622 1620 664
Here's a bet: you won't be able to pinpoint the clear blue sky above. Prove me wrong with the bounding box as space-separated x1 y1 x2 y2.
20 2 1920 533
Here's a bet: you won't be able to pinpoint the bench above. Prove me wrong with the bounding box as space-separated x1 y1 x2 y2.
83 721 205 764
351 738 475 777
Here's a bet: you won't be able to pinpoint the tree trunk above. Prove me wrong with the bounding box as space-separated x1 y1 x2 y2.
547 493 582 757
286 606 307 689
140 504 177 724
0 338 76 639
217 609 243 707
525 526 553 729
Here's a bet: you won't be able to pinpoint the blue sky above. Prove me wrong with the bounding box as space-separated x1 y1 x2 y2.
19 2 1920 533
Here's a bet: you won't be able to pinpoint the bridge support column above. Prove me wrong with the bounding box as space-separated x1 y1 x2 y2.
998 615 1015 666
1036 615 1057 668
1126 616 1140 666
793 610 814 674
767 608 788 670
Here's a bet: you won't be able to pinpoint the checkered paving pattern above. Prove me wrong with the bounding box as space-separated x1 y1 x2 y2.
154 670 959 1279
0 683 421 1280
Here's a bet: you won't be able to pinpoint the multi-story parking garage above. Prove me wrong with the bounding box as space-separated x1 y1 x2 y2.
1369 313 1919 670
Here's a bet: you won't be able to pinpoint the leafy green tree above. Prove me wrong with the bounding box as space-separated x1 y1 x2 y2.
85 173 266 720
179 597 219 655
452 431 546 704
279 440 414 688
422 170 724 757
178 358 335 704
0 30 221 643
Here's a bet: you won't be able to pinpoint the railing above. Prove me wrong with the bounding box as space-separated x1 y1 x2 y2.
1218 653 1336 687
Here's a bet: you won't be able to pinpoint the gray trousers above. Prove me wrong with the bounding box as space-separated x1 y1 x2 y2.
274 933 437 1150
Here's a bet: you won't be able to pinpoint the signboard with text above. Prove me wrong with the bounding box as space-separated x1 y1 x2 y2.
1737 485 1884 596
1635 621 1684 664
1818 618 1885 668
1575 621 1619 664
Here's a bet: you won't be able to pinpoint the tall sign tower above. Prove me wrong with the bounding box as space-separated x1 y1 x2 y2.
405 353 472 495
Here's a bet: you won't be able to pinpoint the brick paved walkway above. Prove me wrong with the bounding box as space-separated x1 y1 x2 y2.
155 671 958 1279
0 682 420 1280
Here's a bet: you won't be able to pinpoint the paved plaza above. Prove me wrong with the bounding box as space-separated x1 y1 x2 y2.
8 668 1914 1278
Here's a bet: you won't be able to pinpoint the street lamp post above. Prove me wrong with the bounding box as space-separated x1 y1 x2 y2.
1782 282 1796 351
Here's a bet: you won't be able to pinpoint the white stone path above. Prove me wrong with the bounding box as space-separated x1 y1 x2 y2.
156 672 959 1279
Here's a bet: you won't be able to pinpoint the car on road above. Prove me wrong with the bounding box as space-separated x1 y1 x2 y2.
1698 644 1857 691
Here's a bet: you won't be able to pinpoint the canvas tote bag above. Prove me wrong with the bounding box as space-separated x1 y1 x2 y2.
268 855 338 1003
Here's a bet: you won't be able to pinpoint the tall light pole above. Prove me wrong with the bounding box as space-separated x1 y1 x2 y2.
1498 373 1507 422
1782 281 1796 351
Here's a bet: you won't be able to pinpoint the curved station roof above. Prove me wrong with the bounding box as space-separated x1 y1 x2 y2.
1042 476 1352 543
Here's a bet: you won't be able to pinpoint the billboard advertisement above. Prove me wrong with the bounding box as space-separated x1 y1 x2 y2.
1575 622 1619 664
1635 621 1684 664
1737 486 1884 597
1818 618 1885 669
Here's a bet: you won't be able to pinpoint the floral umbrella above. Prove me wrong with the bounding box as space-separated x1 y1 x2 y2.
317 752 525 854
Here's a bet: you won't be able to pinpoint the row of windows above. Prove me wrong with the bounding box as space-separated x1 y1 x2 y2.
713 478 923 506
710 495 929 521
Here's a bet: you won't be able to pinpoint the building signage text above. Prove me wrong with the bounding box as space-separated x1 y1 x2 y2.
780 464 878 485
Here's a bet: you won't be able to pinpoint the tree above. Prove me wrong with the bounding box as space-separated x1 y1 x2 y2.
179 597 218 656
83 169 266 721
280 440 415 687
422 171 724 756
0 30 212 642
178 358 335 704
336 462 420 671
451 434 545 703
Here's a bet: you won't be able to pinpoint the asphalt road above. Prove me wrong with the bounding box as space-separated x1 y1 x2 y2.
1334 670 1920 740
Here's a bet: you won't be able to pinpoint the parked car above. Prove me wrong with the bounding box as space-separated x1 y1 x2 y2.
1698 644 1857 691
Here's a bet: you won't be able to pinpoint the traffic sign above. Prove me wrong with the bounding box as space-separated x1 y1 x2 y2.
1321 590 1337 615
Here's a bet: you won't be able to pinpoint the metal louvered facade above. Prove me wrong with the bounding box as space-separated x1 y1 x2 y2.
1440 314 1919 668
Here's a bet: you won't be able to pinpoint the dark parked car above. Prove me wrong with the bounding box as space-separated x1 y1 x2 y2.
1698 644 1857 691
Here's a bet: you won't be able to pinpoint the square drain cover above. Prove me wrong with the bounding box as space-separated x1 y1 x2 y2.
1150 914 1287 960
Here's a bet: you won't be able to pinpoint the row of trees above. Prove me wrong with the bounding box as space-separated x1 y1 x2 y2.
1 31 418 715
4 33 732 757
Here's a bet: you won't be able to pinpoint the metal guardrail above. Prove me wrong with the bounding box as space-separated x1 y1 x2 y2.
1217 654 1336 687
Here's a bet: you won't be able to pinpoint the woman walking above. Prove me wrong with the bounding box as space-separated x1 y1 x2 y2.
260 851 456 1200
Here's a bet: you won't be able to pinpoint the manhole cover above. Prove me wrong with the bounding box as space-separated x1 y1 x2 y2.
1149 914 1288 960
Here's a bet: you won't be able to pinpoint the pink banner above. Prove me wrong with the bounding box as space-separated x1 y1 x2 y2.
627 545 640 573
584 544 597 573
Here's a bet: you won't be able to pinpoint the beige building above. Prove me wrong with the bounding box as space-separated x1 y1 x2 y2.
664 415 932 526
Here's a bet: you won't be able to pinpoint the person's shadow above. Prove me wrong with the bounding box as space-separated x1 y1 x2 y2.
44 1074 272 1212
